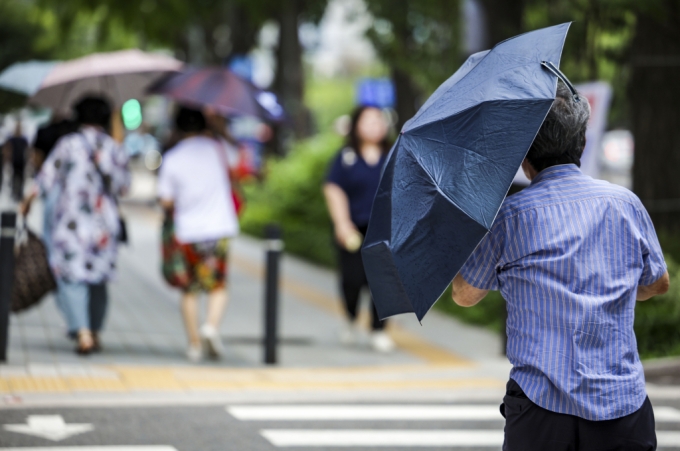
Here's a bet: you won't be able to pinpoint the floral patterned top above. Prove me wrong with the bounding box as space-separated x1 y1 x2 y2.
37 126 130 283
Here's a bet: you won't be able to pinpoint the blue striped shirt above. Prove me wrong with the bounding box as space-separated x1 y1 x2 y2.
460 164 666 421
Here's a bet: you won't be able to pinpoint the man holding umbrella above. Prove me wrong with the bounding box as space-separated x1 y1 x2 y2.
452 82 669 449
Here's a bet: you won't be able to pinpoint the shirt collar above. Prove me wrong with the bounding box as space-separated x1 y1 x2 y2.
530 164 582 185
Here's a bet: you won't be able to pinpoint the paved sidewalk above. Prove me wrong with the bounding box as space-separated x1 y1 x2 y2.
0 195 512 404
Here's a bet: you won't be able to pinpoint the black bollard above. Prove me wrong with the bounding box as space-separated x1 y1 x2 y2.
0 212 17 362
263 224 283 365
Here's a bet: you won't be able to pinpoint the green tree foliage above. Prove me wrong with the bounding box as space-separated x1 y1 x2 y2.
35 0 270 62
240 132 342 266
523 0 636 126
0 1 51 112
35 0 328 140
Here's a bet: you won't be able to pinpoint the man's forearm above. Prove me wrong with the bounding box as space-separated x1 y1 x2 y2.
451 273 489 307
637 271 670 301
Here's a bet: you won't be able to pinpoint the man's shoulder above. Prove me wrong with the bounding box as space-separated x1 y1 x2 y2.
497 176 644 221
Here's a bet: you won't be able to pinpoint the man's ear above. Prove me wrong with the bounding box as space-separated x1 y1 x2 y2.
521 159 538 181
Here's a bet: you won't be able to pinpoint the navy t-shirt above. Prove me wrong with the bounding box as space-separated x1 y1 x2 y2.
326 147 386 228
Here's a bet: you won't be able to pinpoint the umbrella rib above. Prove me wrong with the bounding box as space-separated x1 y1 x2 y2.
402 146 482 227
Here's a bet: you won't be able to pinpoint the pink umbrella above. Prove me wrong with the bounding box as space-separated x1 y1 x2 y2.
30 49 183 112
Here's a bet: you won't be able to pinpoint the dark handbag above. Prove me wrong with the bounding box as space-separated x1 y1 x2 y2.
11 228 56 313
118 217 129 244
161 213 189 289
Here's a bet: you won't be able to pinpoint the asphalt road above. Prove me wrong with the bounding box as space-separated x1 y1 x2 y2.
1 400 680 451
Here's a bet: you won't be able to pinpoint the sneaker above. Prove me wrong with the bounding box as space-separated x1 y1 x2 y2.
371 331 396 353
200 324 225 359
186 344 202 363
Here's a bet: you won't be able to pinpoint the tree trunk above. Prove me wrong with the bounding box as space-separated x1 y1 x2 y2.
391 67 420 131
478 0 524 47
227 2 259 57
630 2 680 231
273 0 311 140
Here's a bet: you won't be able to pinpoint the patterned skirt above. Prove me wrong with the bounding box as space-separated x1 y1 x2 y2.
162 219 229 293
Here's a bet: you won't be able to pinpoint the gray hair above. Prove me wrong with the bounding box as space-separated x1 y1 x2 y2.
526 81 591 172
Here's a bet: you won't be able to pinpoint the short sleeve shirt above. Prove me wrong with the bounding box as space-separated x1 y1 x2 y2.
326 147 386 228
460 164 666 421
158 136 239 243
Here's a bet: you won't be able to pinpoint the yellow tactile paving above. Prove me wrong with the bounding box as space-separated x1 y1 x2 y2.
184 378 503 392
65 377 127 391
7 377 69 392
116 368 184 390
0 364 501 394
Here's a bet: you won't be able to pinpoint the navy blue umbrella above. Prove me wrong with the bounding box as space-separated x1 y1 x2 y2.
362 23 577 321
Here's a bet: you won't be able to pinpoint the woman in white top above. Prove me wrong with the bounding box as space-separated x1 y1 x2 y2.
157 106 239 362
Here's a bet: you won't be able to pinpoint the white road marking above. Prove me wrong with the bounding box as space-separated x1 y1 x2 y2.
228 405 503 420
3 415 93 441
0 448 177 451
659 431 680 447
656 406 680 422
261 430 504 447
261 430 680 448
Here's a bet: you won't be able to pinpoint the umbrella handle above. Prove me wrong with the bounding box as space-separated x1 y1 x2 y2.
541 61 581 102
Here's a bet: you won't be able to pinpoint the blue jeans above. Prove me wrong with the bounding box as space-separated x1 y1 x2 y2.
56 280 108 333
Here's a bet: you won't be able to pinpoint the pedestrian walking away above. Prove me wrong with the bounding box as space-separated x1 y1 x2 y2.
452 82 670 450
324 105 395 353
3 121 29 202
21 96 130 355
157 106 239 363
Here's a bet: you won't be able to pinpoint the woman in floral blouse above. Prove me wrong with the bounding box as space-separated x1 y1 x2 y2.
23 96 130 354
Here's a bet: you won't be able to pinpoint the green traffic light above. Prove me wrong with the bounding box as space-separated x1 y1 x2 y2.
122 99 143 130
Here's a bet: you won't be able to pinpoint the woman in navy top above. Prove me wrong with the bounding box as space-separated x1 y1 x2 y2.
324 106 394 352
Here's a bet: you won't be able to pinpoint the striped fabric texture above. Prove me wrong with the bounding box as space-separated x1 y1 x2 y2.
460 164 667 421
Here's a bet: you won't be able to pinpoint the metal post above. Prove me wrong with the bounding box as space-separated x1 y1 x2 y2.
263 223 283 365
0 212 17 362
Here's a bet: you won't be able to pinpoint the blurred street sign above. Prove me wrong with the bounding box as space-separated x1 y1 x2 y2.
229 55 254 82
357 78 395 108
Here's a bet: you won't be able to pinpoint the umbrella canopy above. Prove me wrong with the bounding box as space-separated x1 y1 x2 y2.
362 23 573 321
0 60 59 96
149 67 284 121
29 49 182 112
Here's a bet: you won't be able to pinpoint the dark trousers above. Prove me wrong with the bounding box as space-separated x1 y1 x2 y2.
502 379 657 451
11 172 23 202
88 283 108 332
337 226 385 331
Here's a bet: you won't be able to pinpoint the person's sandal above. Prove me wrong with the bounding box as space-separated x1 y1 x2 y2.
76 330 95 356
92 332 102 353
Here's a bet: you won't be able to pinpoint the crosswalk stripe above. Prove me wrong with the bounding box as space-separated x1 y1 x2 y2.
659 431 680 447
228 405 502 421
260 430 680 448
0 448 178 451
656 406 680 422
261 430 504 447
229 404 680 422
